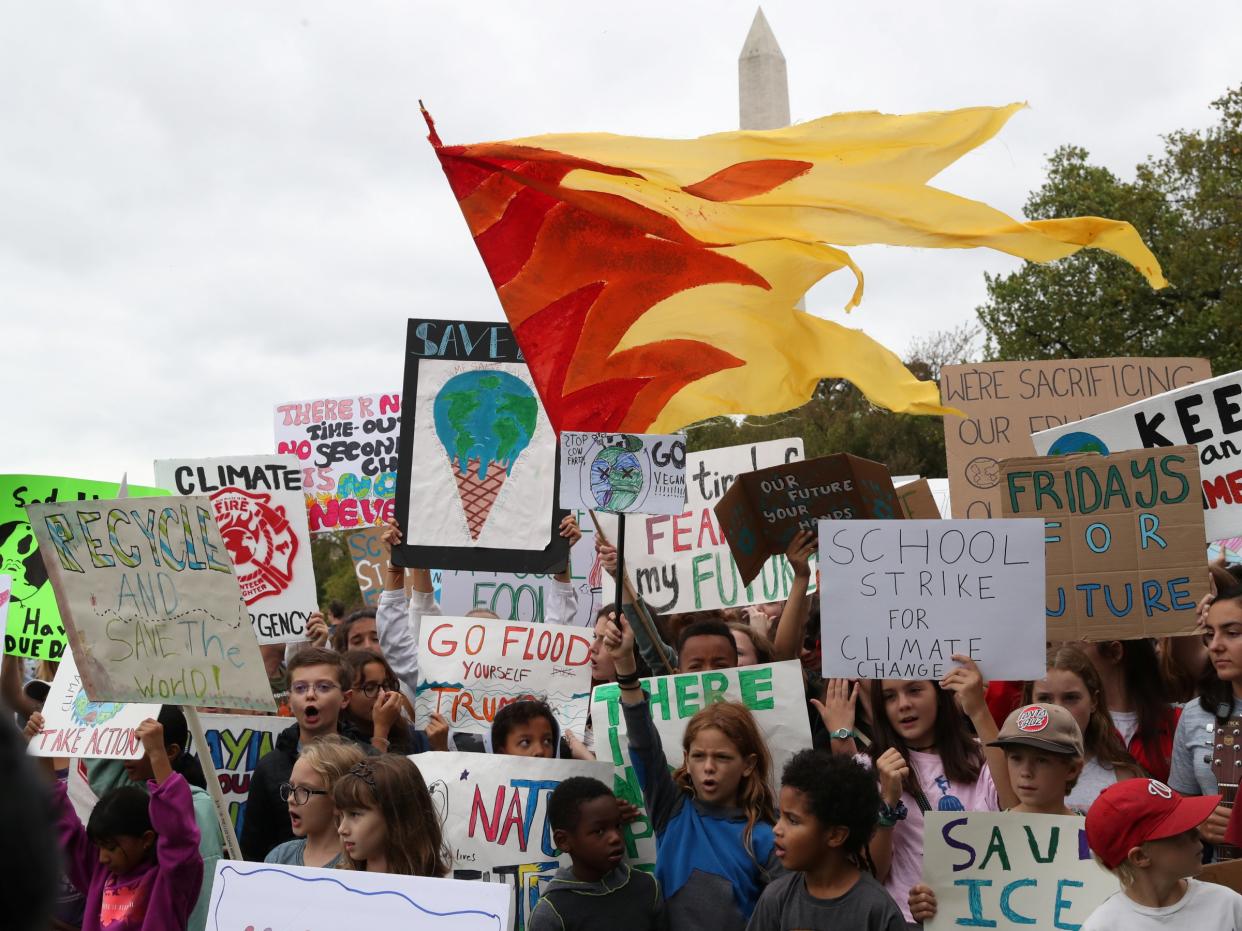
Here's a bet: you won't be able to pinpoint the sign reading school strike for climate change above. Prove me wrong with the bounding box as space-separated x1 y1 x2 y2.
1033 370 1242 543
923 811 1118 931
413 616 592 742
716 453 900 586
558 432 688 515
184 713 286 836
940 358 1210 520
1001 446 1208 642
620 439 814 615
27 495 275 711
414 752 614 931
2 475 167 661
590 660 810 868
154 456 318 644
273 391 401 533
818 519 1046 681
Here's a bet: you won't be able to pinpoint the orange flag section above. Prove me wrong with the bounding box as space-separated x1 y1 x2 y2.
425 104 1165 433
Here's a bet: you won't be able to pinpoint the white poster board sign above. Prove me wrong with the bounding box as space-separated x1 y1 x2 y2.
558 433 687 515
185 713 288 837
27 495 275 711
154 456 318 644
818 519 1047 681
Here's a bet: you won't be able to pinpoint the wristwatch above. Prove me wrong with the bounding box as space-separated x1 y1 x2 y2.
829 728 855 740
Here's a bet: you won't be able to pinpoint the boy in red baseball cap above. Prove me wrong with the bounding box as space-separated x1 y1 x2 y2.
1082 778 1242 929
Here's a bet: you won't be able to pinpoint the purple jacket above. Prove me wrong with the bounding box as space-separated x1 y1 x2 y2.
56 771 204 931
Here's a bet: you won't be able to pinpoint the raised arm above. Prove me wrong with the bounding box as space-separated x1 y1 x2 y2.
942 656 1014 810
772 530 815 662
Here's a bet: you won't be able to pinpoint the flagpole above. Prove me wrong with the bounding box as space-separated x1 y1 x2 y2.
588 511 674 676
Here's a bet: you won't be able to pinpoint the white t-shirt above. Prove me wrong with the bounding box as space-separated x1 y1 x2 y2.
1067 756 1120 811
1111 710 1139 747
1082 879 1242 931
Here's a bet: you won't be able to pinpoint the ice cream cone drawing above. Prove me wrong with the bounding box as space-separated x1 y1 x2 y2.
433 370 538 542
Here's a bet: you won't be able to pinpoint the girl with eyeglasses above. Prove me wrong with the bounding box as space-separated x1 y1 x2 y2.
341 650 449 754
265 736 366 868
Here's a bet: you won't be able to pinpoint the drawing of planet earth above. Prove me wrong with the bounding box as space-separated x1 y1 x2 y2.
1047 432 1110 456
72 688 124 727
590 438 645 511
433 370 538 481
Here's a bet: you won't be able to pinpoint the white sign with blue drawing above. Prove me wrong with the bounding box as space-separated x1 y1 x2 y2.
558 433 687 516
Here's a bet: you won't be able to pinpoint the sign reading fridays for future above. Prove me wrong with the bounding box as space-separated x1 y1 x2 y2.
27 495 275 711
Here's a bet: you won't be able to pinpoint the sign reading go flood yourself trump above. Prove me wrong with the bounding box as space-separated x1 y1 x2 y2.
818 519 1046 681
27 495 275 710
155 456 318 644
1001 446 1208 641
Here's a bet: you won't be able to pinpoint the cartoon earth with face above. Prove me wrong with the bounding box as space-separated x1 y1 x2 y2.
590 437 645 511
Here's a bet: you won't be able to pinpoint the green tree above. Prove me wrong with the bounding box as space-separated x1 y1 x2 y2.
310 531 365 614
979 86 1242 372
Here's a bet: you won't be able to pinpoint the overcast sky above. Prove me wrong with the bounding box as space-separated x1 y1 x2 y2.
2 1 1237 485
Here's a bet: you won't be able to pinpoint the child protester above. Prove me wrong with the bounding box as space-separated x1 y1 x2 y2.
265 735 367 868
1082 778 1242 929
746 750 904 931
604 612 778 931
528 777 667 931
341 649 447 754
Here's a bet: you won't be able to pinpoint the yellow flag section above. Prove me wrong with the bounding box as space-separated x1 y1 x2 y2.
427 104 1165 432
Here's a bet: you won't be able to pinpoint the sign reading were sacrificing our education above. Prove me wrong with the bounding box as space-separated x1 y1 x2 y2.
818 519 1046 681
413 616 592 742
185 713 286 836
940 358 1210 520
1001 446 1208 641
414 752 614 931
590 660 810 868
27 495 275 711
1034 370 1242 542
923 811 1118 931
620 439 814 615
558 432 687 515
155 456 318 644
274 391 401 533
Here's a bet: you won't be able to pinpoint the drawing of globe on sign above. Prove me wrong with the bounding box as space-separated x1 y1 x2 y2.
591 436 645 511
433 370 538 541
1046 431 1110 457
71 686 124 728
211 488 298 604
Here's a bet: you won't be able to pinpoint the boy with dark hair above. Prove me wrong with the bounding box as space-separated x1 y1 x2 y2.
240 647 371 861
675 620 739 673
747 750 904 931
490 699 561 758
529 777 666 931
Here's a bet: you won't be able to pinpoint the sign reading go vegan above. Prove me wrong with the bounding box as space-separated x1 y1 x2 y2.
1001 446 1207 641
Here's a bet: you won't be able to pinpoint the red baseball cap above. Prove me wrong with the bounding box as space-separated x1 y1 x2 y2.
1085 778 1220 869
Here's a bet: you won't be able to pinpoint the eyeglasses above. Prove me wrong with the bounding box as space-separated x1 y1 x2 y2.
279 782 329 805
356 680 398 698
290 681 342 697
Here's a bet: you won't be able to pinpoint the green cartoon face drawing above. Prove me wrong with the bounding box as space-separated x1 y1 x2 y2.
590 439 645 512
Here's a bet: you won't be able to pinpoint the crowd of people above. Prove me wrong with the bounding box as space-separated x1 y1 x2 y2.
7 516 1242 931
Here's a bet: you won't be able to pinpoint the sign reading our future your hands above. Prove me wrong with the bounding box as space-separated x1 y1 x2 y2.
558 433 687 515
27 495 275 710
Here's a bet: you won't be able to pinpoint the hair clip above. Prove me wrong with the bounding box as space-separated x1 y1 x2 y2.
349 759 378 790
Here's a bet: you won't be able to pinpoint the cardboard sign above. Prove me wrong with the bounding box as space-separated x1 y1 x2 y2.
895 479 944 519
2 475 167 660
716 453 899 586
941 359 1210 519
1033 370 1242 542
413 752 614 931
27 650 158 759
590 660 810 869
346 525 427 607
185 713 286 836
818 518 1046 681
394 319 567 574
273 391 401 533
207 862 510 931
923 811 1118 931
558 432 687 515
413 616 592 740
154 456 318 644
1200 857 1242 894
620 439 813 614
1000 446 1208 641
27 495 275 711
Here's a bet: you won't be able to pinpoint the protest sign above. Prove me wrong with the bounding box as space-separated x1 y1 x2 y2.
717 453 899 586
395 318 567 574
1200 857 1242 894
590 660 810 867
27 495 275 710
184 712 286 836
818 519 1046 681
895 478 944 519
27 650 158 759
1033 370 1242 542
558 432 687 515
347 525 425 607
1001 446 1207 641
414 752 613 931
923 811 1118 931
208 862 509 931
941 359 1210 520
620 439 813 614
274 391 401 533
2 475 167 660
414 616 592 740
154 456 318 644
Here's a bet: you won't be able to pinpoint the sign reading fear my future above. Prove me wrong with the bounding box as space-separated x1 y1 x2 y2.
1001 446 1208 641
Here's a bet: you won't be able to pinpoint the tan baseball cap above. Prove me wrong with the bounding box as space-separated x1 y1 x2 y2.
988 703 1084 757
